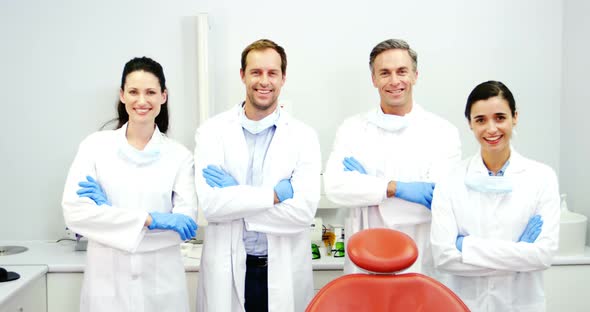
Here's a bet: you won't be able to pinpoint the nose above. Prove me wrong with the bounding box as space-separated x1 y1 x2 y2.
138 94 147 105
389 73 400 85
260 73 270 85
487 121 498 133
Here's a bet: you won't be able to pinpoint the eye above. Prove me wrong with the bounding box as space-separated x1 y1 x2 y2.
398 69 408 75
148 90 157 95
496 115 506 121
129 90 138 95
379 72 389 77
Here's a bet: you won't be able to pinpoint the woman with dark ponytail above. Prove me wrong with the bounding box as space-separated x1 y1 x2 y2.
62 57 197 312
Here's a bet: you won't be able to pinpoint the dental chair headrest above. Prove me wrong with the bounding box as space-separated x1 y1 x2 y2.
347 228 418 273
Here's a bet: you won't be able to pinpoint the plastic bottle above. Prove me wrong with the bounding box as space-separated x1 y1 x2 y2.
334 227 345 258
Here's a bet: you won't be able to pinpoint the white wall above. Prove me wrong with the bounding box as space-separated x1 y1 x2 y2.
0 0 563 240
561 0 590 243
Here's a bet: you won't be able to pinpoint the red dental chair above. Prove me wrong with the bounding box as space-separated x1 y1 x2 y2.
306 228 470 312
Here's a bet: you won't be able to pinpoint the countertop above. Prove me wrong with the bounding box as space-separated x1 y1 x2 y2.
2 240 588 275
0 240 344 273
0 265 47 306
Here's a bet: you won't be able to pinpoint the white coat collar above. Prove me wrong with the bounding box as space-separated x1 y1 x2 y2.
231 102 290 128
116 123 163 165
468 147 526 176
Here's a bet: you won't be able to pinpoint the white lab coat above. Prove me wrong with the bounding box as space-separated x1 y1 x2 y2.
430 150 560 312
323 104 461 274
62 124 197 312
194 105 321 312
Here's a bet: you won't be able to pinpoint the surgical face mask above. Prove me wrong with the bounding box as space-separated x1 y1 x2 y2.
464 174 513 193
367 108 408 132
119 144 160 165
240 105 280 134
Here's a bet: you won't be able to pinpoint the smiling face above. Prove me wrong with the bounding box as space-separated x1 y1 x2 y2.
371 49 418 116
469 95 518 159
240 48 285 119
119 70 167 127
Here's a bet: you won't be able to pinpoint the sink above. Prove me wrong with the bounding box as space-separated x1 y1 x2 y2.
0 246 28 256
557 194 588 256
558 212 588 256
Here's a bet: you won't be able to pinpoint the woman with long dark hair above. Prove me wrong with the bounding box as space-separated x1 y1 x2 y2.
62 57 197 312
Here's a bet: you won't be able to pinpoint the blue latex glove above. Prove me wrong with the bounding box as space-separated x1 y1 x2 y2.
148 212 198 241
518 215 543 243
77 176 111 206
395 181 436 209
274 179 294 202
343 156 367 174
202 165 238 188
456 235 465 252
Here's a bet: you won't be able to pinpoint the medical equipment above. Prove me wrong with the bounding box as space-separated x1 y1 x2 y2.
518 215 543 243
274 179 294 202
464 174 513 193
202 165 238 188
306 228 469 311
77 176 111 206
558 194 588 255
343 157 367 174
456 235 464 252
148 212 198 241
334 227 345 258
395 181 435 209
322 229 335 256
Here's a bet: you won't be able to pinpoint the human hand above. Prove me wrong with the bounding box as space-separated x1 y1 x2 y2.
394 181 435 209
202 165 238 188
77 176 111 206
274 179 294 202
518 215 543 243
456 235 465 252
148 212 198 241
343 156 367 174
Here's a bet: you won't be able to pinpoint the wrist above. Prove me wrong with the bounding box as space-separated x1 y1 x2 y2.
387 181 397 198
145 213 154 228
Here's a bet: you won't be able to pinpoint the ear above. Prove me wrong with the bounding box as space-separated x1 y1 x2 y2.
161 89 168 104
413 70 419 84
240 68 246 83
119 89 125 104
513 111 518 126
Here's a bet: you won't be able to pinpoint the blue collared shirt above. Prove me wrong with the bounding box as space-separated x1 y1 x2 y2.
488 160 510 176
242 125 276 256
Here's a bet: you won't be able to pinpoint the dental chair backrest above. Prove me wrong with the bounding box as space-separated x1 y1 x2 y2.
305 228 470 312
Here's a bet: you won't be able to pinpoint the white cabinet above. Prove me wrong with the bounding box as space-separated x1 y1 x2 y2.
47 272 199 312
313 270 342 293
0 275 46 312
544 265 590 312
46 273 82 312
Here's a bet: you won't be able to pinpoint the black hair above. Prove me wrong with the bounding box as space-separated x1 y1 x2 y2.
465 80 516 121
114 56 169 133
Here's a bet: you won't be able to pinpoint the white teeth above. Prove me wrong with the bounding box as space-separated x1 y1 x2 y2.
257 90 271 94
485 136 501 141
135 108 150 114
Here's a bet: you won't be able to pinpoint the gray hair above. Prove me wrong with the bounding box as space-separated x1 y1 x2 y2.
369 39 418 73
